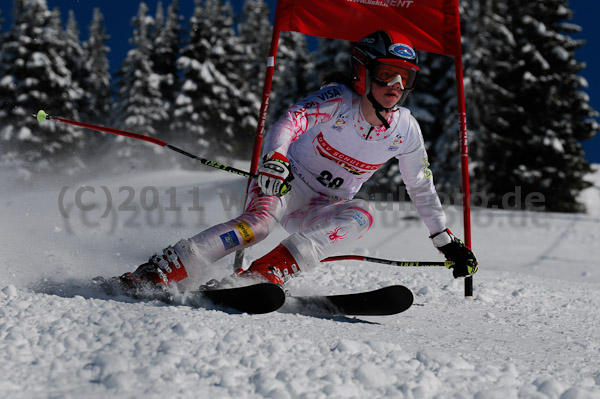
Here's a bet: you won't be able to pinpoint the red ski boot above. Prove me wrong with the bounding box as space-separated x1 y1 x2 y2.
239 244 301 286
119 246 188 294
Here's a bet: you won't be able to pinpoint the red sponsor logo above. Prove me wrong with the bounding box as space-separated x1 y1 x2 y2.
314 132 383 175
327 226 349 243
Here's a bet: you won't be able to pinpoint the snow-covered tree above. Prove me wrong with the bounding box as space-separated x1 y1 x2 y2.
173 0 256 160
81 8 111 125
202 0 258 158
464 0 598 212
509 0 596 212
269 31 317 124
62 10 87 120
111 2 168 167
170 0 206 157
151 0 182 140
238 0 271 99
0 0 86 176
315 38 352 82
77 7 112 165
361 0 598 212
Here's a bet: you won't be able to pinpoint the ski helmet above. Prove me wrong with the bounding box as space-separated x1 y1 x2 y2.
351 30 420 106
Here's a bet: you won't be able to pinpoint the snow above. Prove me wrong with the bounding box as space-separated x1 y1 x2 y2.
27 52 50 68
17 126 32 140
553 46 570 61
582 165 600 216
1 165 600 398
0 75 15 88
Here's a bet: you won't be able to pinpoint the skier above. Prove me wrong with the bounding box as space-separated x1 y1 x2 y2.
117 30 478 293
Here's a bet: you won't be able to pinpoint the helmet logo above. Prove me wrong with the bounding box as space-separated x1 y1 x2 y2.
389 43 416 59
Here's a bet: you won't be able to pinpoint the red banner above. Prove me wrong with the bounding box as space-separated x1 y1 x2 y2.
274 0 461 56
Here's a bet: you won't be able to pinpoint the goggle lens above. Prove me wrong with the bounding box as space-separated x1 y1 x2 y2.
372 62 417 89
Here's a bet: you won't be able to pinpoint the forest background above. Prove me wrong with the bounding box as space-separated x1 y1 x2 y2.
0 0 598 213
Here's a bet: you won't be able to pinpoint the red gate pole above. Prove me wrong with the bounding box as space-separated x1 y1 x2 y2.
453 29 473 298
233 28 282 270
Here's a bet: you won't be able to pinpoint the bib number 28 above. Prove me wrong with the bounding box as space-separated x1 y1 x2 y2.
317 170 344 189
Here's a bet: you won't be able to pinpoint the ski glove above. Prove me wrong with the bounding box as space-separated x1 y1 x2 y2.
257 151 294 196
430 229 478 278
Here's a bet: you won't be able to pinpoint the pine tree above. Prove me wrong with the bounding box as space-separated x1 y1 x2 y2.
171 0 207 156
446 0 514 207
111 2 168 167
393 0 505 208
315 38 352 82
63 10 86 121
82 8 111 125
173 0 256 160
509 0 598 212
79 8 112 165
238 0 271 98
375 0 598 213
269 31 317 124
151 0 182 139
465 0 598 212
0 0 85 176
203 0 257 158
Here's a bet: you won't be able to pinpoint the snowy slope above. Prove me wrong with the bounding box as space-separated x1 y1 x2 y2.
1 165 600 399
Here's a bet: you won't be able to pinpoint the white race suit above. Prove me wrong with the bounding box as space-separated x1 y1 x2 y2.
172 84 447 287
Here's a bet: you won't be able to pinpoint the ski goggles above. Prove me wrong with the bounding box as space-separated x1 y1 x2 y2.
371 60 419 90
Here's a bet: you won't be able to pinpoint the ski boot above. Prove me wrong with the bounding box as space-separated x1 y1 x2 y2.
115 246 189 298
238 244 301 287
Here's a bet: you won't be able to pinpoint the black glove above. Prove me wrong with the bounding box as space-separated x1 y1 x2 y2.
430 229 478 278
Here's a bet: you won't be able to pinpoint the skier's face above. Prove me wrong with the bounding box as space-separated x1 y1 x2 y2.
370 80 404 109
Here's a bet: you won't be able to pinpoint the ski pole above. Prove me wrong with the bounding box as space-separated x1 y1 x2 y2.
322 255 452 268
33 110 257 179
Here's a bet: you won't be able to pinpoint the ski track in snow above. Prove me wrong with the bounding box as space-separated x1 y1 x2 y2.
1 166 600 399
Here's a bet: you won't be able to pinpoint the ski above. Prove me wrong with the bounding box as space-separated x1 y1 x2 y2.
187 283 286 314
288 285 414 316
93 277 286 315
94 276 411 316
